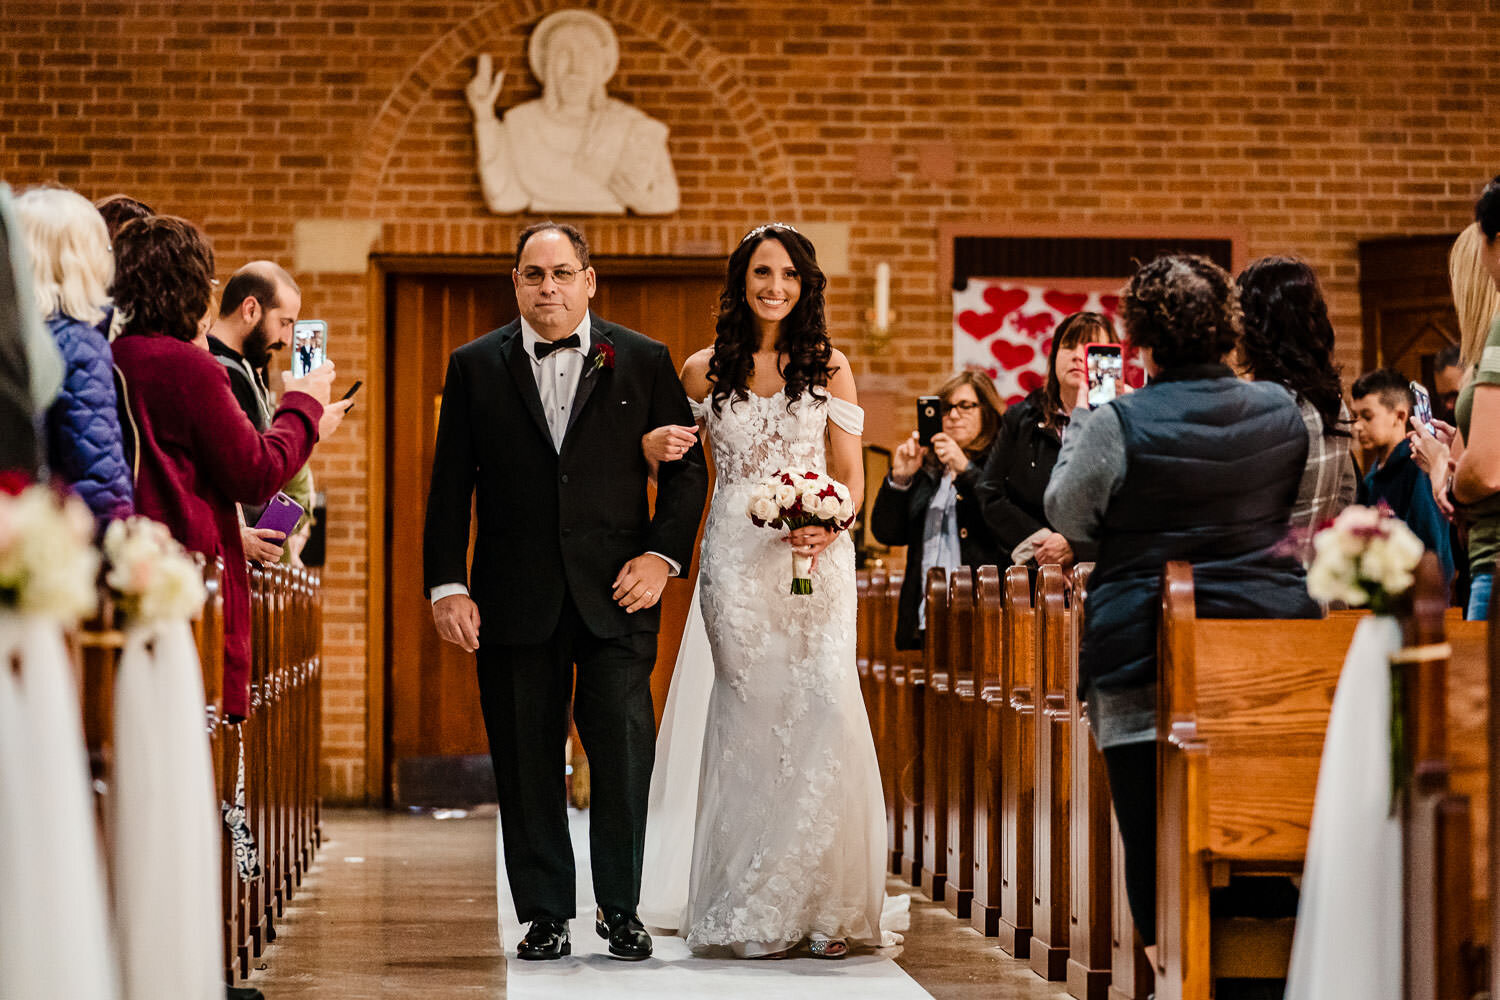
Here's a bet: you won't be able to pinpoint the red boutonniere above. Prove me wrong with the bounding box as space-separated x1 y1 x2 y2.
0 470 32 496
588 342 615 376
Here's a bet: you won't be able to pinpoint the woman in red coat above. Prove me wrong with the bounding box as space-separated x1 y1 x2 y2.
110 215 332 719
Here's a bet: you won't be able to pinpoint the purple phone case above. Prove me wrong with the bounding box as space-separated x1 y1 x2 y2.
255 494 304 537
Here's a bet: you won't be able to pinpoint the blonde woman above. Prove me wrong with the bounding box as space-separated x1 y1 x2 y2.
15 187 133 523
1412 183 1500 619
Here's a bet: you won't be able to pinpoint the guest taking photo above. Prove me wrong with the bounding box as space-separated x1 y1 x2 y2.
870 370 1005 650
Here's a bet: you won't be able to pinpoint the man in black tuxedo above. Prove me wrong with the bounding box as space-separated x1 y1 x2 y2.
423 222 707 962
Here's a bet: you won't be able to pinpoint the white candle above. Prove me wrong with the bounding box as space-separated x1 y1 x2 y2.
874 262 890 330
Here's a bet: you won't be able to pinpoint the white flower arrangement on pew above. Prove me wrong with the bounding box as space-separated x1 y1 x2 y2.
0 473 100 624
1305 501 1429 809
1305 503 1426 614
746 468 856 595
103 516 206 625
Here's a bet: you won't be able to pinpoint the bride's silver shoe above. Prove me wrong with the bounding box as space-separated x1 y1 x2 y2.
807 936 848 959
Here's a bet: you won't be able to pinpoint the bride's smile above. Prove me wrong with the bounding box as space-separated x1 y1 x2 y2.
745 239 802 332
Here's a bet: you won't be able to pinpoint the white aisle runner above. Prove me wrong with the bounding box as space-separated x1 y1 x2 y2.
497 810 932 999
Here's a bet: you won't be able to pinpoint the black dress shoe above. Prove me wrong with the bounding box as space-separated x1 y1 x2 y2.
226 986 264 1000
595 907 652 961
516 918 571 960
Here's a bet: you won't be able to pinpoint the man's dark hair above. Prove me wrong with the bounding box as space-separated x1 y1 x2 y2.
219 262 297 319
514 221 590 271
1351 367 1415 413
1435 342 1462 371
112 215 216 342
93 194 154 241
1476 174 1500 242
1121 253 1241 370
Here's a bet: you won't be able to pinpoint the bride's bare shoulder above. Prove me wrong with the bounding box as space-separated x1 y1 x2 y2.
681 348 714 400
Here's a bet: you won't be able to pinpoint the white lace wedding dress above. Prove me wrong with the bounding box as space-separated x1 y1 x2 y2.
639 389 894 957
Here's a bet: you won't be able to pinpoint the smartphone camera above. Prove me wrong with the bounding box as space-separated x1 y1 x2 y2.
917 395 943 446
1408 380 1436 436
292 320 327 378
1085 343 1123 409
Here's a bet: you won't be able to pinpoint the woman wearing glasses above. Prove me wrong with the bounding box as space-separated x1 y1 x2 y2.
870 370 1006 650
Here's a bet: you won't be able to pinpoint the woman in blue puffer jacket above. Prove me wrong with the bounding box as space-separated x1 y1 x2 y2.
16 187 134 524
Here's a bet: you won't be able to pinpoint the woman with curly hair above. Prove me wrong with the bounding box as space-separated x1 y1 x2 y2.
1235 256 1357 537
1044 253 1318 960
639 223 892 959
109 215 336 721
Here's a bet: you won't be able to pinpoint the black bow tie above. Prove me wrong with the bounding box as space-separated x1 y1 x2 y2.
533 333 581 360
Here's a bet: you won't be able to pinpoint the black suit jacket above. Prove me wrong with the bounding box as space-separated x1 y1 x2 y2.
422 315 708 644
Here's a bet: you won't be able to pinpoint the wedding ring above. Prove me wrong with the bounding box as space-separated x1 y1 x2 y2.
645 590 653 598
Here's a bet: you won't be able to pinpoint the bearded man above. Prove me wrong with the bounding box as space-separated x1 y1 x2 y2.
208 260 349 562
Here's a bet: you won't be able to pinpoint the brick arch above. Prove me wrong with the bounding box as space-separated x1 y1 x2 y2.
344 0 799 221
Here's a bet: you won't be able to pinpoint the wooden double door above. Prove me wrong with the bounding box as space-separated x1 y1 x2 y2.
383 259 722 806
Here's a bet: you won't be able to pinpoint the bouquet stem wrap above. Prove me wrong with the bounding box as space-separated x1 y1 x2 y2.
790 552 814 595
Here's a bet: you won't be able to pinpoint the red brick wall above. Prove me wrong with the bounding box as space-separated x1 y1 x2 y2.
6 0 1496 801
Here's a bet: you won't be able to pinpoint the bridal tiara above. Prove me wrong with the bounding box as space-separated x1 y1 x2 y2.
739 222 801 244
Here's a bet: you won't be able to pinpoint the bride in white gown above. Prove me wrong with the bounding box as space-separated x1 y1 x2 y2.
638 223 894 958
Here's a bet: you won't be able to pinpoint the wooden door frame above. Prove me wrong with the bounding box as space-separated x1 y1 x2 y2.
364 253 725 804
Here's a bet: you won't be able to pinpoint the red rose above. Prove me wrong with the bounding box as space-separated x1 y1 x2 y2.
593 342 616 372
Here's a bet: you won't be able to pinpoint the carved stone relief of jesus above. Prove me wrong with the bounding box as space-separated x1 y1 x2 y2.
466 9 681 216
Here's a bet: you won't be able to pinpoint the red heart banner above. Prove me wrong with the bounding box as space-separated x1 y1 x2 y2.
952 280 1124 406
956 286 1030 340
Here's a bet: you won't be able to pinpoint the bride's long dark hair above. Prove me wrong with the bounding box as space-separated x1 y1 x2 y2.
707 224 836 413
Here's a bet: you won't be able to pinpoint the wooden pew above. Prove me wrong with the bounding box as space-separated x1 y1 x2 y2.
1066 563 1112 1000
897 575 926 887
920 567 950 902
868 567 903 874
1398 554 1489 1000
1030 564 1072 980
943 567 976 920
970 565 1005 936
1155 561 1362 1000
997 565 1036 957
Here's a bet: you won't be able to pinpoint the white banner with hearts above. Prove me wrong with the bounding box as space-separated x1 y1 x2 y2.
952 280 1123 406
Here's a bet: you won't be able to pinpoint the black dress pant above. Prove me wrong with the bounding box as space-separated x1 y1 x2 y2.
475 591 657 923
1101 740 1157 948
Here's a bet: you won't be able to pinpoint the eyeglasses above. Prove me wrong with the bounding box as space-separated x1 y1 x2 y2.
518 265 585 286
940 400 982 416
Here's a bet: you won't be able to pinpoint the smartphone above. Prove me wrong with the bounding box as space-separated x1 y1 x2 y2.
1409 380 1436 436
340 380 363 402
291 320 327 378
254 492 305 539
917 395 943 447
1086 343 1123 409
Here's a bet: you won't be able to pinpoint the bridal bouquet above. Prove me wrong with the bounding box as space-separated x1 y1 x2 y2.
746 468 856 595
103 516 207 625
1305 503 1425 614
0 473 100 623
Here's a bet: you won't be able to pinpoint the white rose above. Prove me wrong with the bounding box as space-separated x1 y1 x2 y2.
799 489 821 512
751 482 775 502
750 497 780 522
817 495 842 520
773 483 798 509
838 497 856 522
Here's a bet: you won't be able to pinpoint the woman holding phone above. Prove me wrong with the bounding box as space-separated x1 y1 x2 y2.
977 310 1117 576
1044 253 1317 962
109 215 338 721
870 370 1006 650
